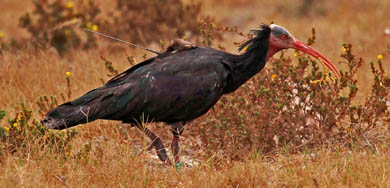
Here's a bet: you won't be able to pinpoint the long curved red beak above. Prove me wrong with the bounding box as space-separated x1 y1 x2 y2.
293 40 340 78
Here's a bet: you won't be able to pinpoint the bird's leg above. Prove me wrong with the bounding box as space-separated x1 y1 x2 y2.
135 124 171 164
170 122 185 164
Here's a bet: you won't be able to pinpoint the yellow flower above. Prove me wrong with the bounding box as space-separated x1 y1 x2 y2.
343 47 347 52
92 25 98 31
0 31 4 39
64 29 71 36
86 22 93 29
242 45 248 52
66 71 71 78
294 52 298 57
4 127 9 132
377 54 383 60
13 123 18 128
310 72 332 84
66 1 74 9
271 74 277 80
310 80 322 84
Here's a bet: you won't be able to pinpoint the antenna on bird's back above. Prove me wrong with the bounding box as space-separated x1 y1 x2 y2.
83 28 161 55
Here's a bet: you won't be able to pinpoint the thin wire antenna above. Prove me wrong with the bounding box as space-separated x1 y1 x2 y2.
83 28 161 55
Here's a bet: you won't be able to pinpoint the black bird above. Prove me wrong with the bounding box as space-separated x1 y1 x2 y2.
42 24 339 164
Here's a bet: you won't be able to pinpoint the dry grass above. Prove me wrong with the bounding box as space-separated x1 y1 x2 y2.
1 0 390 187
0 137 389 187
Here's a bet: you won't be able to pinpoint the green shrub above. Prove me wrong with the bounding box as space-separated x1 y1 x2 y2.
190 31 389 160
0 103 78 159
107 0 220 46
17 0 221 54
18 0 102 55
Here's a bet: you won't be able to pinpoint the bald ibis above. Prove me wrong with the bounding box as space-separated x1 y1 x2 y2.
42 24 339 164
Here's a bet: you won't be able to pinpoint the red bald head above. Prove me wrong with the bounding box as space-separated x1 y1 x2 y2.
266 24 340 77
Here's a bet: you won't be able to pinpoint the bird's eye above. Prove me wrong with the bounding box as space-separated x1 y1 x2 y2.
281 34 287 40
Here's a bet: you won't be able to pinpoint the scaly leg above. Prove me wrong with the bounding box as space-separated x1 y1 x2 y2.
170 122 185 163
135 124 170 164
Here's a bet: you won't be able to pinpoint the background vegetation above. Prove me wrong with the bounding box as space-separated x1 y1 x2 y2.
0 0 389 187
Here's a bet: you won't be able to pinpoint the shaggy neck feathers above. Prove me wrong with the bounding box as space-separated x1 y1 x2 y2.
224 25 271 93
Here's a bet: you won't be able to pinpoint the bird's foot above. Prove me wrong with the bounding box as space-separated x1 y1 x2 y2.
156 148 171 165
